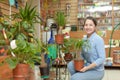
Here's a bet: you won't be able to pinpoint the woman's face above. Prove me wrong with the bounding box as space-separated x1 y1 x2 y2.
84 19 96 36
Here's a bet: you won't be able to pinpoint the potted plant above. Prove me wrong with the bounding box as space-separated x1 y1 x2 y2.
73 38 90 71
6 39 41 80
54 10 66 44
2 3 42 80
37 41 50 79
62 38 75 62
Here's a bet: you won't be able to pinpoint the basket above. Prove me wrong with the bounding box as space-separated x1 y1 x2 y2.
113 50 120 64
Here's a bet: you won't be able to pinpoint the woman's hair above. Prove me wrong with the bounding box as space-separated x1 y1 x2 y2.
84 16 97 26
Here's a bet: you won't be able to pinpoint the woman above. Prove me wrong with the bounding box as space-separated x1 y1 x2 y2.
67 16 106 80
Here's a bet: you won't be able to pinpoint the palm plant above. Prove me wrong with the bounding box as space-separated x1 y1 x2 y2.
73 38 90 71
55 10 66 34
74 39 84 60
74 38 90 59
56 11 66 27
10 3 41 41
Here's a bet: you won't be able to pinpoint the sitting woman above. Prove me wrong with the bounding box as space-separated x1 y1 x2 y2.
67 16 106 80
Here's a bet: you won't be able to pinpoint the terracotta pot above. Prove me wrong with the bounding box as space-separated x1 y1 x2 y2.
0 56 13 79
29 68 35 80
64 53 73 62
13 63 30 80
55 34 64 44
74 59 84 71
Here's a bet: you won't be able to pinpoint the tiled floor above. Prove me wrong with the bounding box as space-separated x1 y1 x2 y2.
61 68 120 80
37 66 120 80
103 69 120 80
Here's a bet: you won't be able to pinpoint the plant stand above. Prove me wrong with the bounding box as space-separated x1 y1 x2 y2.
55 44 69 80
55 44 61 80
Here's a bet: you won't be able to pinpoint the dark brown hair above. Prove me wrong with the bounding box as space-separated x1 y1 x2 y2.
84 16 97 26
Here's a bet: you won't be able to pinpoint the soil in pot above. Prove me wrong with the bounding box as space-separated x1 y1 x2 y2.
74 59 84 71
64 53 73 62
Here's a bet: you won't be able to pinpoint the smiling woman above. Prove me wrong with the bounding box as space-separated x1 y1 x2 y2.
67 16 106 80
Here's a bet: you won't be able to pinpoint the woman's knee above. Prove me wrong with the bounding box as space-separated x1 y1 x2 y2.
71 75 76 80
67 61 74 69
70 73 81 80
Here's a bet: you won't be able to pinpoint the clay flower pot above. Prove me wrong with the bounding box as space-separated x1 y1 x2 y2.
55 34 64 44
13 64 30 80
74 59 84 71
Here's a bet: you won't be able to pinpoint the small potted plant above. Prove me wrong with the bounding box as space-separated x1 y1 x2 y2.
62 38 74 62
54 10 66 44
73 38 90 71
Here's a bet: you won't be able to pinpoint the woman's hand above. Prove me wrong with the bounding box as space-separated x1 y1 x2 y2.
80 66 88 72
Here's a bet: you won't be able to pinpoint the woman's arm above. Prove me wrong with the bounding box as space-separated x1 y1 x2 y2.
80 63 96 72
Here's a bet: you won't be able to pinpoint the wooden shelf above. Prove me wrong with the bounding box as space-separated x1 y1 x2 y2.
105 63 120 69
112 63 120 67
77 0 120 30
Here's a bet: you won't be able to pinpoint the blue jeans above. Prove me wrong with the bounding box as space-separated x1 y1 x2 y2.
67 61 104 80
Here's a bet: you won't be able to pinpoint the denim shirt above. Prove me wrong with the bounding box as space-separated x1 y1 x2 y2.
81 32 106 71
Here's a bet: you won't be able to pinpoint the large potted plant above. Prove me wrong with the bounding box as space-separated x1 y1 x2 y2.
2 3 42 80
54 10 66 44
6 39 41 80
